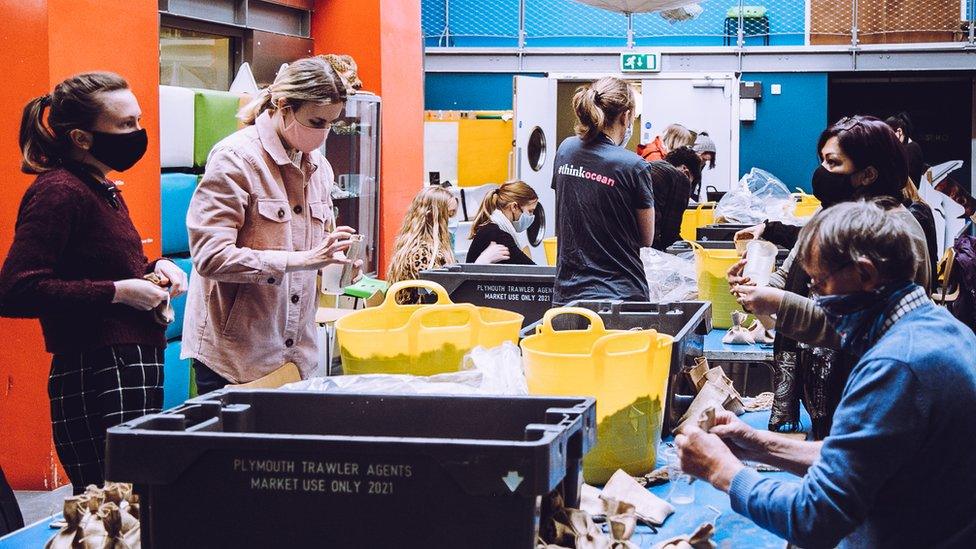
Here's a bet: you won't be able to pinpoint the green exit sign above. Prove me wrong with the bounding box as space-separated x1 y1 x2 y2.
620 53 660 73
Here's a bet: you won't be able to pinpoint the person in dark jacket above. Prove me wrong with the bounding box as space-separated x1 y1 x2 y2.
649 146 701 251
466 180 538 265
0 72 187 493
886 113 925 186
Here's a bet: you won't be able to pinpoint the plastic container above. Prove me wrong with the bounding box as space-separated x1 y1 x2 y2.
667 240 789 266
521 308 673 484
520 301 711 433
105 390 596 549
696 223 753 242
742 240 779 287
419 264 555 328
792 189 821 218
335 280 523 376
687 241 741 329
679 202 716 242
543 237 558 266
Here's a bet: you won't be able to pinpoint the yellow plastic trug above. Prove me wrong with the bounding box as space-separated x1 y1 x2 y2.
335 280 523 376
687 241 742 329
679 202 717 242
521 308 673 484
792 189 821 218
543 237 558 266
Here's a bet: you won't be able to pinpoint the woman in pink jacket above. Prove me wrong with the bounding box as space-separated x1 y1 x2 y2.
183 55 361 393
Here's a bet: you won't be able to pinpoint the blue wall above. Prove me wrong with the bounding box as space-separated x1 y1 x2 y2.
739 73 828 193
425 73 544 110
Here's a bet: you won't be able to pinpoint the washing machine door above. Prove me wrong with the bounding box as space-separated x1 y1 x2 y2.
514 75 557 264
526 201 546 247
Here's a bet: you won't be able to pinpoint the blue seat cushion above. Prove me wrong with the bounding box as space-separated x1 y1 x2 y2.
163 339 190 410
165 257 194 341
160 173 198 256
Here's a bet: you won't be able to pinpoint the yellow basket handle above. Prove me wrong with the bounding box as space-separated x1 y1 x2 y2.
380 280 453 309
405 303 482 355
682 240 704 252
591 330 655 378
537 307 606 336
695 201 717 212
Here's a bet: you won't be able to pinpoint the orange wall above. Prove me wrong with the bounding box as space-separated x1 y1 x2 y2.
311 0 424 275
0 0 161 490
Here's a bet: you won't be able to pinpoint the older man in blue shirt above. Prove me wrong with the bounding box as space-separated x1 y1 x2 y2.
677 199 976 548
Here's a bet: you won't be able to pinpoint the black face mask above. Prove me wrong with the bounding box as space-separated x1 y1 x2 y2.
811 165 858 208
89 128 148 172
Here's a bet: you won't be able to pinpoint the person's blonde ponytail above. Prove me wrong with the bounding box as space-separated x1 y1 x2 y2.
573 77 634 143
19 95 58 174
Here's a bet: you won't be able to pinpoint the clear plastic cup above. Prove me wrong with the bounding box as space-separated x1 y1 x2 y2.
660 444 696 505
742 240 778 287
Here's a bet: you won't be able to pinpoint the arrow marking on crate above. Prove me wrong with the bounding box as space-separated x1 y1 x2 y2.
503 471 524 492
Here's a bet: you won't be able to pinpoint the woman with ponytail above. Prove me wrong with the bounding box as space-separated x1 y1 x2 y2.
0 72 188 493
183 54 363 393
465 181 538 265
550 77 655 305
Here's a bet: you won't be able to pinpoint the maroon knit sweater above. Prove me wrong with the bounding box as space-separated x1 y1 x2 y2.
0 166 165 354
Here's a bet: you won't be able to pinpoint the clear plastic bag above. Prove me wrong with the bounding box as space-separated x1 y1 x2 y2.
283 342 527 396
642 247 698 302
715 168 799 225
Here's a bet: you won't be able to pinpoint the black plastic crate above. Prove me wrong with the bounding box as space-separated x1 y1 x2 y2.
420 264 555 328
521 301 711 433
106 391 595 549
696 223 752 241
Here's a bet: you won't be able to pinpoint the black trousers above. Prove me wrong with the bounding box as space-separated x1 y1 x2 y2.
192 360 231 395
48 345 163 494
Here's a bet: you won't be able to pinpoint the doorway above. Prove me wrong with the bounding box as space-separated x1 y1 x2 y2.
828 72 975 192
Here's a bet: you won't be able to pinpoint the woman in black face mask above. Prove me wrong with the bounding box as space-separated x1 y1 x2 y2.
0 72 188 493
726 115 933 439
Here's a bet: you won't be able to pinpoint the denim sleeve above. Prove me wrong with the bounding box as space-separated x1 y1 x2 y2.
728 358 926 549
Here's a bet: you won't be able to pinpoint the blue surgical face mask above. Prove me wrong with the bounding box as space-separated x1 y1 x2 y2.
513 210 535 232
814 282 916 354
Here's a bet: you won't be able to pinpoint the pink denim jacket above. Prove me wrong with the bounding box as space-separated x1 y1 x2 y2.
181 110 335 383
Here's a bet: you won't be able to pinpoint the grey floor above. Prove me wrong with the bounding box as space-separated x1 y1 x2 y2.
13 485 72 525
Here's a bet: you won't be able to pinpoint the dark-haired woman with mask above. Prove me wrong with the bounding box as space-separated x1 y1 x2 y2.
551 77 654 305
727 116 932 438
0 72 188 492
183 55 363 393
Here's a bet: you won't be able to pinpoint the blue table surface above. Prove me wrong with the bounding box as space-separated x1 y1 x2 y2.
704 328 773 358
0 410 808 548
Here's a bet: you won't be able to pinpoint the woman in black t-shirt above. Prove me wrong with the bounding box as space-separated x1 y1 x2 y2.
465 181 538 265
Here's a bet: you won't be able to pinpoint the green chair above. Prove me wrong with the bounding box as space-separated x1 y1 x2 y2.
724 6 770 46
192 89 242 168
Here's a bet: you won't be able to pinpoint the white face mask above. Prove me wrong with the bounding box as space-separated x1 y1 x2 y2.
513 209 535 232
620 122 634 147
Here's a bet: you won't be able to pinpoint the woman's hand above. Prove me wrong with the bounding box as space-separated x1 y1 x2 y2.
732 285 785 316
113 279 170 311
287 226 357 272
474 242 510 264
153 260 188 297
727 258 751 288
734 223 766 243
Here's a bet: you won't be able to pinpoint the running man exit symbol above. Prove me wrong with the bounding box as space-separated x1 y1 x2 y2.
620 53 660 73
